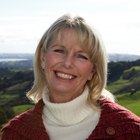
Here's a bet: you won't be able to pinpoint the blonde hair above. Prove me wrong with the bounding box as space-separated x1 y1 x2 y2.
27 14 108 106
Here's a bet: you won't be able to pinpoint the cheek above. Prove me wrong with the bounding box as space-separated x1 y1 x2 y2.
45 54 59 67
84 68 92 77
80 63 93 78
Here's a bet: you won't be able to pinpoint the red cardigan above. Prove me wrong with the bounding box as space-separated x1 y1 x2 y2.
1 99 140 140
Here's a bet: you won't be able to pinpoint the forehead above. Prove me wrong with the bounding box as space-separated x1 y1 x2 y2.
56 28 79 43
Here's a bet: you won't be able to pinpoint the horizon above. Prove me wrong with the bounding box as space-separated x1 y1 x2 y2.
0 0 140 55
0 52 140 57
1 52 140 63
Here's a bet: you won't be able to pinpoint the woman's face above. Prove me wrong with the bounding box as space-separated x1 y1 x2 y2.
41 29 93 102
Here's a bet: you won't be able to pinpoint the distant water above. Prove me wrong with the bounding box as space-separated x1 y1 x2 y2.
0 58 28 62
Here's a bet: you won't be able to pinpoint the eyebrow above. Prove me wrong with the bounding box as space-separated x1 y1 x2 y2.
51 44 65 48
50 44 88 54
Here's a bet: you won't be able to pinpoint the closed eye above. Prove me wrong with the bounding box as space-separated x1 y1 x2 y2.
78 54 88 60
53 49 65 53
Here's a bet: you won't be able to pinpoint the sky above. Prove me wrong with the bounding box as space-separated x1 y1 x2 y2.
0 0 140 55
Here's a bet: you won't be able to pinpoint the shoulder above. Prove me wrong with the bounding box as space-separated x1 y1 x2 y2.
1 108 35 140
1 100 48 140
101 98 140 123
90 99 140 139
88 99 140 139
2 107 34 129
2 99 44 129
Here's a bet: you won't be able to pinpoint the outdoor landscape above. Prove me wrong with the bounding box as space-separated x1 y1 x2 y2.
0 53 140 130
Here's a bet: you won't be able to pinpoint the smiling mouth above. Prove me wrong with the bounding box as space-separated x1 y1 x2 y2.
55 71 77 80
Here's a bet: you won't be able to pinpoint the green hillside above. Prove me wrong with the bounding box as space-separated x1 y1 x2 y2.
116 91 140 116
107 65 140 116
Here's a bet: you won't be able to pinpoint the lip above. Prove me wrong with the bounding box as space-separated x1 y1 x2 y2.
54 70 77 79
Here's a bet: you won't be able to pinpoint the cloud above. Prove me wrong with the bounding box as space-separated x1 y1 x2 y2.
0 0 140 54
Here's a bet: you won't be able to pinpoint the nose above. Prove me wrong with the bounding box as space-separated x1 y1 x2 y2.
63 54 74 68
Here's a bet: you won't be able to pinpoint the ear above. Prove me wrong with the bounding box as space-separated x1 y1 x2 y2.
88 70 94 81
88 65 96 81
40 50 46 69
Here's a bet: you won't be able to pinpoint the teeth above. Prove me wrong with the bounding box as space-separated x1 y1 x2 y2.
56 72 74 79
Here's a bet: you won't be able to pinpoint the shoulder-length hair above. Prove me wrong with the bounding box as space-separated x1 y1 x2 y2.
27 14 108 107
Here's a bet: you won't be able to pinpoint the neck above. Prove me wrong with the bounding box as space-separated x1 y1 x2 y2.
48 88 84 103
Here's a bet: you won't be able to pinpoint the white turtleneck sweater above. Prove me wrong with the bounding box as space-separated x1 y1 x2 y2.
42 87 114 140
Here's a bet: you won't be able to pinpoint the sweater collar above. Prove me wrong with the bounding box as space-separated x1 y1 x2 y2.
42 86 99 126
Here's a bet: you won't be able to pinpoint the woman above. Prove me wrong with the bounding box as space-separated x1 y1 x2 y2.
1 14 140 140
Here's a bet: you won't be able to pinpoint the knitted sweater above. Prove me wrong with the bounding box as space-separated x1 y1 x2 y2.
1 99 140 140
42 87 101 140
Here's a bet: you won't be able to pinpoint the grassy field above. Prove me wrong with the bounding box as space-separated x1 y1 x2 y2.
13 104 33 115
107 79 131 93
0 94 18 105
116 91 140 116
